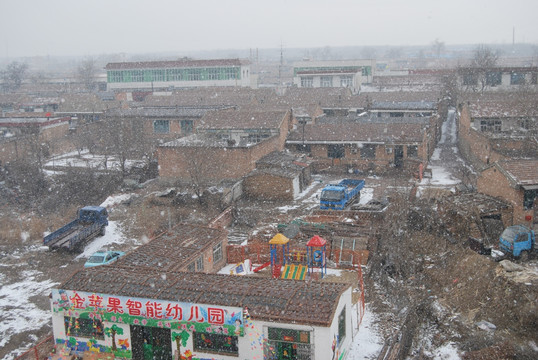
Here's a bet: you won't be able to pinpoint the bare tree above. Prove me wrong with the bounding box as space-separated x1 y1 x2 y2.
77 57 98 92
2 61 28 93
470 45 500 93
432 38 445 58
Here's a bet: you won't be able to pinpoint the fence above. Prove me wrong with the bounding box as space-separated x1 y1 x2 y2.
14 335 54 360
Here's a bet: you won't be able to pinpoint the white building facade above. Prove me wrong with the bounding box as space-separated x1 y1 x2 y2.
293 60 375 94
106 59 252 92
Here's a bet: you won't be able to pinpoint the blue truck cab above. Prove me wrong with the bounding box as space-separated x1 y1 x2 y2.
320 179 365 210
44 206 109 251
499 224 536 260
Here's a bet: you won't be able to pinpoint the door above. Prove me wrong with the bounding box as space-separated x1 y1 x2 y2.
394 145 404 167
131 325 172 360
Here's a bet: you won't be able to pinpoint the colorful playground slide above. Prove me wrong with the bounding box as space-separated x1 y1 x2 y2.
280 264 307 280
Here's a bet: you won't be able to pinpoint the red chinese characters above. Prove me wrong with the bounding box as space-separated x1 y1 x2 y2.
69 293 86 309
188 306 205 323
145 301 163 319
126 300 142 316
207 307 225 325
165 303 183 320
88 294 103 308
107 297 124 314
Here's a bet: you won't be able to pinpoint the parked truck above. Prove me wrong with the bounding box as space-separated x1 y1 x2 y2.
499 224 536 261
320 179 365 210
44 206 109 251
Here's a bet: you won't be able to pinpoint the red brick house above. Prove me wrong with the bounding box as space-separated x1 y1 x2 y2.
286 120 435 174
477 160 538 226
458 93 538 168
157 109 293 182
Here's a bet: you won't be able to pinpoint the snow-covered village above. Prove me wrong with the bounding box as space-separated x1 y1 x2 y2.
1 2 538 360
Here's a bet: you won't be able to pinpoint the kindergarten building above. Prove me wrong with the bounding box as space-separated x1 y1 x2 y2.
49 224 356 360
50 268 353 360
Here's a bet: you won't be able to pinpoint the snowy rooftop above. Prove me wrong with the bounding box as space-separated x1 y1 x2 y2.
58 267 350 327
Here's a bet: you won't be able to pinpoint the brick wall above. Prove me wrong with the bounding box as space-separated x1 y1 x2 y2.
243 173 296 201
477 166 533 224
157 134 284 181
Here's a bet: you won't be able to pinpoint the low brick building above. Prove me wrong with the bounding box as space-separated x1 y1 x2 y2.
286 119 435 174
458 93 538 168
243 151 312 201
477 160 538 226
157 109 292 182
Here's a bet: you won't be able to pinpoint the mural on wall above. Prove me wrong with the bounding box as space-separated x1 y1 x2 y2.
52 289 244 358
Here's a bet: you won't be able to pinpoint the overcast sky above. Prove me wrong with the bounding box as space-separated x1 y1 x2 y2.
2 0 537 58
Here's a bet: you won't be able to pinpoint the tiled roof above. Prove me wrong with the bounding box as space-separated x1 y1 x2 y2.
57 94 121 113
58 267 349 327
141 88 276 108
287 122 426 143
106 106 221 118
113 223 227 272
463 92 538 118
497 160 538 186
105 58 247 70
197 109 287 130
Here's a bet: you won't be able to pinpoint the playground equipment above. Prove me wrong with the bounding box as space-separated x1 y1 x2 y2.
269 233 290 279
307 235 327 278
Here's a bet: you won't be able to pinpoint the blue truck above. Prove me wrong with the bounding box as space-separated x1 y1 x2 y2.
44 206 109 251
320 179 365 210
499 224 536 261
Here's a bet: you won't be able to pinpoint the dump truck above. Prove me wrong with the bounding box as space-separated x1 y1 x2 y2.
44 206 109 251
320 179 365 210
499 224 536 261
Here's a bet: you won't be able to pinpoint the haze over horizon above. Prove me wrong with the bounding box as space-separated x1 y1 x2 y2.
2 0 538 59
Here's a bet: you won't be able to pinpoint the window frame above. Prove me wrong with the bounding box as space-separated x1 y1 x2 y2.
213 243 223 263
64 316 105 340
153 120 170 134
360 144 376 159
193 332 238 355
328 144 345 159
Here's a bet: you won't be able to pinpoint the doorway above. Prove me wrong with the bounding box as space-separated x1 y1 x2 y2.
394 145 404 167
130 325 172 360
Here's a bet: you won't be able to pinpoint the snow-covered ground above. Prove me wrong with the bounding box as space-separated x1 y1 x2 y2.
1 110 466 359
44 150 146 173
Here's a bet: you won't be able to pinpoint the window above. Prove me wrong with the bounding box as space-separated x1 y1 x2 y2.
407 145 418 158
193 332 238 355
187 262 196 272
153 120 170 133
510 72 526 85
360 144 376 159
523 189 537 210
186 69 201 81
532 72 537 85
463 73 478 86
207 68 219 80
196 256 204 271
213 243 223 263
301 77 313 87
321 76 333 87
338 307 346 342
340 75 353 87
64 316 104 339
267 327 312 359
486 71 502 86
480 119 502 132
328 144 345 159
181 120 193 134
